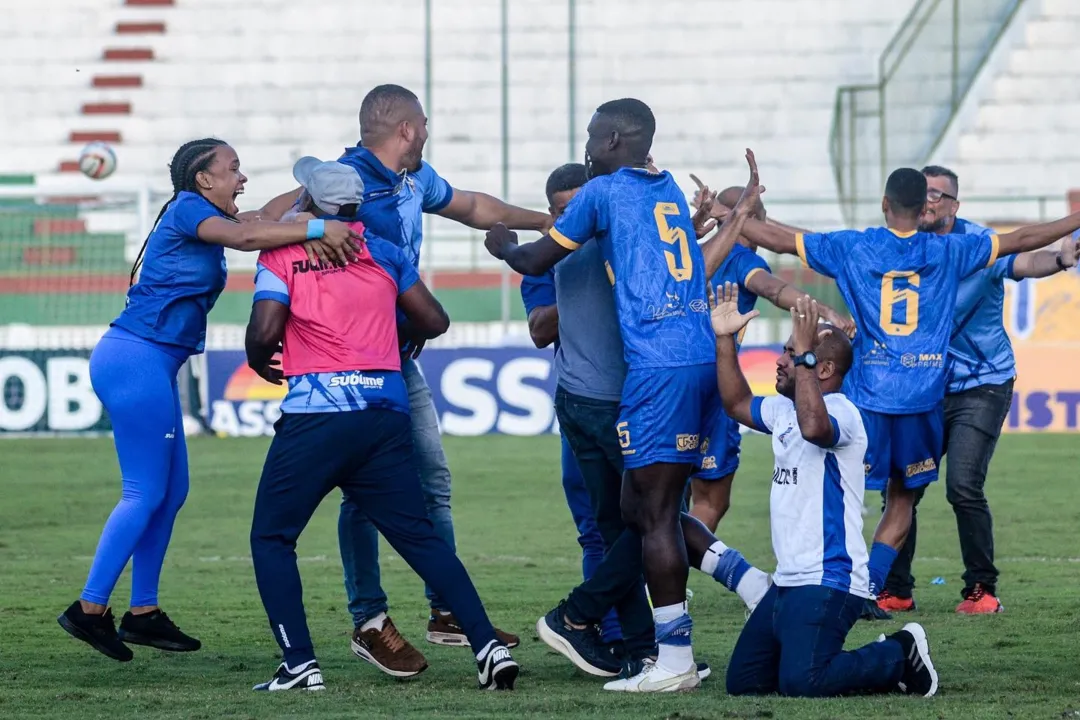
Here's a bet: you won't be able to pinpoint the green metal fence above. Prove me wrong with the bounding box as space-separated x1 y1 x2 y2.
830 0 1026 227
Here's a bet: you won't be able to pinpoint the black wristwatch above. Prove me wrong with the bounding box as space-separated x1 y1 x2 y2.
794 351 818 369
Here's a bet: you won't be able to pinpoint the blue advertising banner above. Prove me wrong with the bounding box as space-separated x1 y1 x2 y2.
204 346 785 438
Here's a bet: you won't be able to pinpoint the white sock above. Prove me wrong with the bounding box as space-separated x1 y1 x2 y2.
360 612 387 633
476 638 498 662
653 603 694 674
698 540 728 576
735 568 771 610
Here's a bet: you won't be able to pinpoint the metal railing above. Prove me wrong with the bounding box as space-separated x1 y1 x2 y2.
830 0 1026 226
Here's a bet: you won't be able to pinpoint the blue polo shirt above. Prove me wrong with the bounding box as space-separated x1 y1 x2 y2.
337 147 453 267
112 191 228 353
946 218 1018 393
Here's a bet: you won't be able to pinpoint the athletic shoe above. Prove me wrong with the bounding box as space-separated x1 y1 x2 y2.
118 609 201 652
57 601 133 662
956 584 1003 614
427 610 520 648
876 590 917 613
351 617 428 678
603 658 700 693
860 597 893 621
890 623 938 697
477 640 518 690
620 656 711 682
536 603 621 677
253 660 325 692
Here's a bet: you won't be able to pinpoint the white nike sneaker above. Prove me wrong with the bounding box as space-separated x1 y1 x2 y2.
477 640 518 690
253 660 325 692
603 658 700 693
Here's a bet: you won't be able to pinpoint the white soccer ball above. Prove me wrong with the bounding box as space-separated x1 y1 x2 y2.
78 141 117 180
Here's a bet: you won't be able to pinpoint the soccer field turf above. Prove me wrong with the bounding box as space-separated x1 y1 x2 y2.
2 434 1078 719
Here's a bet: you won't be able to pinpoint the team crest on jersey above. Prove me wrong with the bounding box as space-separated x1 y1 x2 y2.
777 426 795 447
676 433 699 451
863 340 890 367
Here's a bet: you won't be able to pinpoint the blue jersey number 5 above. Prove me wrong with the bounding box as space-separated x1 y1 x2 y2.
880 271 920 336
654 202 692 282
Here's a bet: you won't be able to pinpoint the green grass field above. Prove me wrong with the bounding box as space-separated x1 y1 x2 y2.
2 434 1078 719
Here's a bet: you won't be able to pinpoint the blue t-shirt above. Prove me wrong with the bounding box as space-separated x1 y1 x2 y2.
711 243 771 348
554 241 627 402
520 268 559 352
946 218 1018 394
550 168 715 370
797 226 998 413
112 191 228 353
337 147 453 267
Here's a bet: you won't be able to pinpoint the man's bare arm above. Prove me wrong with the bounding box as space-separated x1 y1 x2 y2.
527 305 559 348
439 189 551 232
715 334 754 427
745 271 855 337
1011 235 1079 278
737 217 799 256
998 211 1080 257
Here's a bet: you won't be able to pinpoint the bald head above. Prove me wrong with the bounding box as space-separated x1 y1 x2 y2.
359 84 422 147
815 323 853 381
717 185 765 221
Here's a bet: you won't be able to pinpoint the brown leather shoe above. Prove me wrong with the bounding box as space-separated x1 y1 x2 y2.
426 610 520 648
350 616 428 678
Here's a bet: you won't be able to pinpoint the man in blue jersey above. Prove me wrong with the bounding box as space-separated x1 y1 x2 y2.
485 98 762 691
519 163 623 649
261 84 542 672
876 166 1080 615
736 166 1080 612
690 186 854 532
710 284 938 698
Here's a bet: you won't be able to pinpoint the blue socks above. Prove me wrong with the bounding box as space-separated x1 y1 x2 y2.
712 548 752 592
868 542 898 597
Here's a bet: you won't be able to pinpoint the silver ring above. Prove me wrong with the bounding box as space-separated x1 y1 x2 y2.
798 314 805 318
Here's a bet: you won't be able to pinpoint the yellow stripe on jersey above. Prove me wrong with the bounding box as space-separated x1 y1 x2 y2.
888 228 918 239
795 232 809 269
549 227 581 251
986 234 1001 268
743 267 765 287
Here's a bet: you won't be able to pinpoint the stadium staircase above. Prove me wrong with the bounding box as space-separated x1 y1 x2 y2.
935 0 1080 205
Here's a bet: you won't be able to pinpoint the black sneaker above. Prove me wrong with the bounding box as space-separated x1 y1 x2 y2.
535 603 621 677
253 660 325 692
477 640 518 690
890 622 938 697
118 609 201 652
57 601 133 662
860 597 893 621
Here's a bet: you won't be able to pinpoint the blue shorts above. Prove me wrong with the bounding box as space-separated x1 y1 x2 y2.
860 405 944 492
618 364 720 471
693 409 742 480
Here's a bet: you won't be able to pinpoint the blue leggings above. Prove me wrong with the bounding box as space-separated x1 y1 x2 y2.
81 328 189 607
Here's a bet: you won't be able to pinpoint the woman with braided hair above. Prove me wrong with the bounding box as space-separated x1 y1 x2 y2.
58 139 361 662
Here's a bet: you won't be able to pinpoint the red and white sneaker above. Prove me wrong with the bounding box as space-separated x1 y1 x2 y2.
956 584 1003 614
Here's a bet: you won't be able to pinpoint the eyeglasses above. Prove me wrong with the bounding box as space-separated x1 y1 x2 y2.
927 188 957 203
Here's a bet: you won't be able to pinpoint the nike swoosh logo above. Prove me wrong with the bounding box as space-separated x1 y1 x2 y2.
480 650 512 685
637 673 694 692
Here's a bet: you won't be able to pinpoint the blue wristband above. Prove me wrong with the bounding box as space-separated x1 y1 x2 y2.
306 219 325 240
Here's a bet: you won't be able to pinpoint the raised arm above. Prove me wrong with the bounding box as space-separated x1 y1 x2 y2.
789 297 834 447
238 187 304 222
245 300 289 385
701 149 763 277
439 189 552 232
737 217 799 256
1011 234 1079 278
708 283 758 427
998 211 1080 257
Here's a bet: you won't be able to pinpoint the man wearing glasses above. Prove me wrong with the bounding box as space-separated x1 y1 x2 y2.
874 165 1080 616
